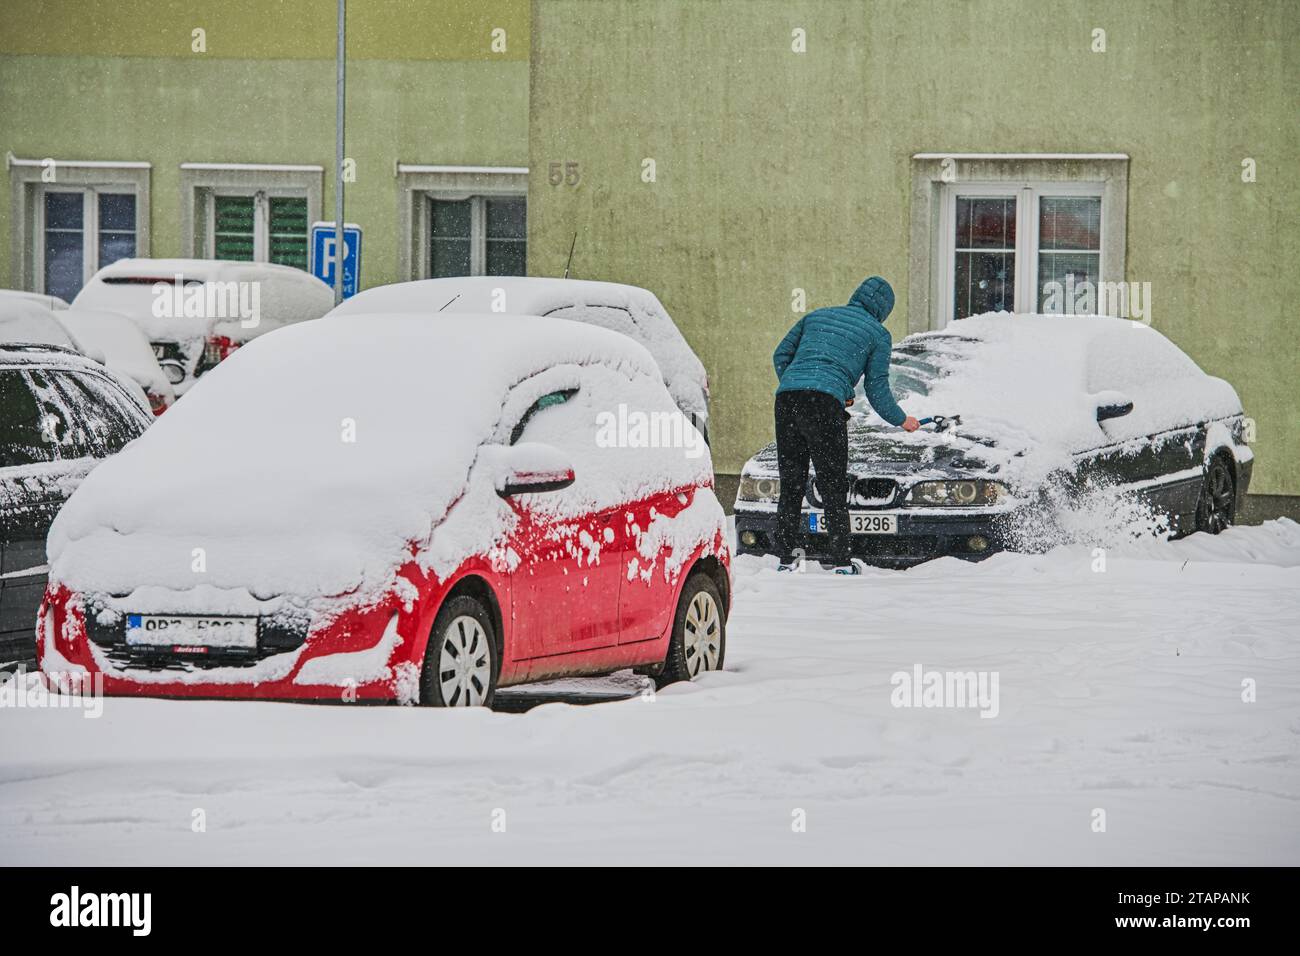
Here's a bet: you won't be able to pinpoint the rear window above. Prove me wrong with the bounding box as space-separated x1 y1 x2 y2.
3 367 147 465
0 369 59 468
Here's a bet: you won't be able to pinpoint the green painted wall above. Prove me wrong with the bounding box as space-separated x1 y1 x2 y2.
0 0 529 291
529 0 1297 494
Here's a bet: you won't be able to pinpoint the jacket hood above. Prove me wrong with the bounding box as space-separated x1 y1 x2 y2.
849 276 895 322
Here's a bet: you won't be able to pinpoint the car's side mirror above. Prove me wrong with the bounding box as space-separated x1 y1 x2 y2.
490 442 576 497
1093 390 1134 422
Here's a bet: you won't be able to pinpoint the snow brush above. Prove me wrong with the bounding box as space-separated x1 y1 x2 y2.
917 415 961 432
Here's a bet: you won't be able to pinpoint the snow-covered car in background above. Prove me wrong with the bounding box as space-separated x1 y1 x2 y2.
735 314 1253 565
0 289 70 311
330 276 712 442
72 258 333 395
52 309 175 415
1 344 152 668
0 297 79 350
39 314 730 704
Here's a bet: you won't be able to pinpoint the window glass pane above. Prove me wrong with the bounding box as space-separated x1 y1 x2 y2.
98 231 136 268
1038 253 1101 312
486 240 526 276
214 195 256 261
954 251 1014 319
953 196 1015 320
98 193 136 232
485 197 526 276
1038 196 1102 312
486 197 526 239
268 197 308 269
1039 196 1100 251
44 231 84 303
431 199 471 238
955 196 1015 249
430 199 472 277
0 370 59 468
43 192 85 301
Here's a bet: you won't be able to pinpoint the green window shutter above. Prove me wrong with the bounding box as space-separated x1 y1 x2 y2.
269 196 309 270
213 195 256 261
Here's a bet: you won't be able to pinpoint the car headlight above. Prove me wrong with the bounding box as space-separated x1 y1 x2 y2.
908 479 1008 507
737 475 781 502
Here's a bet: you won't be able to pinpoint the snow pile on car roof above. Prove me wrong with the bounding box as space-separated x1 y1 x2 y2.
71 258 333 344
865 313 1242 474
47 313 684 606
332 276 709 416
54 309 172 398
0 298 77 349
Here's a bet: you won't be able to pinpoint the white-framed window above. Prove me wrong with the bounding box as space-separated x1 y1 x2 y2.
428 194 527 277
180 163 322 271
395 165 528 280
938 181 1104 322
37 186 140 302
6 157 151 301
907 154 1128 332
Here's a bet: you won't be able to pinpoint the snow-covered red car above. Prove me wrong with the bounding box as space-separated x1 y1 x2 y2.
735 314 1254 565
330 276 712 442
39 313 729 705
72 258 333 395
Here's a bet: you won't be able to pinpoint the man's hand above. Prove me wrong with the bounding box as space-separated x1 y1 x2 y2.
901 416 921 432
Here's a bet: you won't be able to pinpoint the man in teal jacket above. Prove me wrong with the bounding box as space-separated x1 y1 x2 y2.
772 275 919 573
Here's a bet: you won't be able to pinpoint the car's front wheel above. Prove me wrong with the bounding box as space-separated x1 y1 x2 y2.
420 595 498 707
655 573 726 689
1195 454 1236 535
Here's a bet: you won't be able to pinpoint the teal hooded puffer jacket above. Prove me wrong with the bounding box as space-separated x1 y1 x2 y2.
772 276 906 426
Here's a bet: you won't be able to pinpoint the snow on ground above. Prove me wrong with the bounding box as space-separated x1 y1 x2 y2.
2 520 1297 865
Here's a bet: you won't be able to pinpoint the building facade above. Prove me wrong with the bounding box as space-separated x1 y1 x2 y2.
2 0 1295 499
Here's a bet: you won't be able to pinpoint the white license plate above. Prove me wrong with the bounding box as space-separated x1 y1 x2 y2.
125 614 257 649
808 512 897 535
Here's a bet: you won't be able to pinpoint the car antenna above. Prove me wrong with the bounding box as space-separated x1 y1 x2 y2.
563 231 578 279
437 293 460 312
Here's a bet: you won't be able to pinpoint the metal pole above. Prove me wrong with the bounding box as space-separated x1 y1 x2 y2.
333 0 346 304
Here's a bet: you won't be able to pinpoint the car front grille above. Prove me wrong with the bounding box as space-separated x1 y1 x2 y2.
851 477 898 506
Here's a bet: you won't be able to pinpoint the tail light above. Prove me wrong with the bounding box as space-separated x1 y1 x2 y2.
147 390 169 416
200 335 239 373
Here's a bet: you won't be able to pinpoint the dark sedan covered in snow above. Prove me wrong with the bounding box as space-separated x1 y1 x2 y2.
735 314 1253 565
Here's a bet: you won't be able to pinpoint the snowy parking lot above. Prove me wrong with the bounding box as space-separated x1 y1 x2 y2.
2 520 1297 866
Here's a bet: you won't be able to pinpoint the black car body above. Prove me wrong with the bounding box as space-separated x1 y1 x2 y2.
735 315 1253 566
1 345 151 667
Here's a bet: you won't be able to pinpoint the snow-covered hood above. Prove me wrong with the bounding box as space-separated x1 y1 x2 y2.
48 313 666 606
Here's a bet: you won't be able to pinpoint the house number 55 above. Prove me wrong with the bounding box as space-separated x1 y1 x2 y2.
548 161 581 186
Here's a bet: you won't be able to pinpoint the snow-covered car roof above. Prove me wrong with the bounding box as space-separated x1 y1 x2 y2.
0 288 70 310
877 313 1242 453
71 258 333 344
0 341 152 419
48 313 669 603
0 297 79 349
53 308 174 400
331 276 709 416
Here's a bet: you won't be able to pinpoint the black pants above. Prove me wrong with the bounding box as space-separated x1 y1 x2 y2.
774 389 851 565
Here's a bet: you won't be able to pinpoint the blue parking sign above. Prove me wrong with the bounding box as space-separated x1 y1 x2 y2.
310 222 362 298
